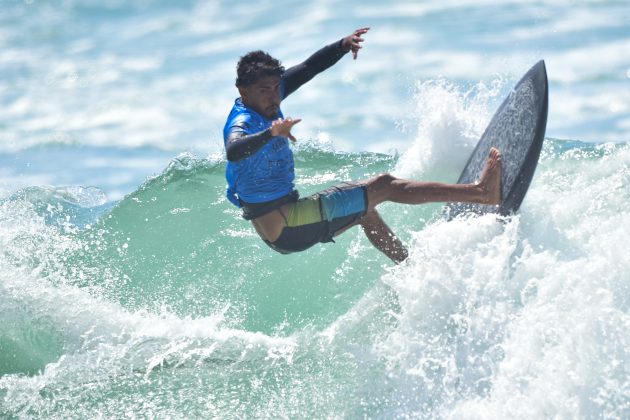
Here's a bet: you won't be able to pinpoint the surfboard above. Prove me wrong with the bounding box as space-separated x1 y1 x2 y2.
444 60 548 219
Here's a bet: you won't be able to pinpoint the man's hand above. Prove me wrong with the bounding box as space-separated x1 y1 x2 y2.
270 117 302 142
342 27 370 60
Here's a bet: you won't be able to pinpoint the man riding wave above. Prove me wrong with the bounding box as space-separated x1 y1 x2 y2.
223 28 502 263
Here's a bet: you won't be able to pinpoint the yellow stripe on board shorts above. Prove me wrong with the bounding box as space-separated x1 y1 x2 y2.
286 196 322 227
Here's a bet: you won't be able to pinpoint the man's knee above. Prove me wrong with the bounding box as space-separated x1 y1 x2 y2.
366 173 397 207
368 173 396 189
359 209 378 226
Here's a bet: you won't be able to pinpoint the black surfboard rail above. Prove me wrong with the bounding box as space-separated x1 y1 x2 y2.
444 60 549 220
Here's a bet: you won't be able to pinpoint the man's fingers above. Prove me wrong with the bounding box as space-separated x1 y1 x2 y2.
349 27 369 60
351 37 364 48
288 119 300 142
271 117 300 139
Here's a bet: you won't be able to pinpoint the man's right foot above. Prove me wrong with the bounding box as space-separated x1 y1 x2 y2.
477 147 502 205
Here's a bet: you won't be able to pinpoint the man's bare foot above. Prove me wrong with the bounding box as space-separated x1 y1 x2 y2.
477 147 502 205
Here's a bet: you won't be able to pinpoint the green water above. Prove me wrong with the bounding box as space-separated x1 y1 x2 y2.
2 141 629 418
64 149 413 334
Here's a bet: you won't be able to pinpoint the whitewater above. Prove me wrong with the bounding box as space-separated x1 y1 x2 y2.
1 0 629 418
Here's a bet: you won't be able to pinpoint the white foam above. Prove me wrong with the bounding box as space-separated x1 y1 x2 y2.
0 197 298 407
393 78 501 180
370 143 630 418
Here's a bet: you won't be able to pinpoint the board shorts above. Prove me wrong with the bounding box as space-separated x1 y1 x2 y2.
265 182 369 254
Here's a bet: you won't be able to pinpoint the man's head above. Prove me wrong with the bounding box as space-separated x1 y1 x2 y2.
235 51 285 119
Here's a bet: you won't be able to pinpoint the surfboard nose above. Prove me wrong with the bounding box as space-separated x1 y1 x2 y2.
444 60 549 219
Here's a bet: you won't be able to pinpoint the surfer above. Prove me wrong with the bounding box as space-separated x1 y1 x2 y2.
223 28 502 262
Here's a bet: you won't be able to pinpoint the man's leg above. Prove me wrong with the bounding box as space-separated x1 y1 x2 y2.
359 210 408 263
366 148 502 209
331 149 502 263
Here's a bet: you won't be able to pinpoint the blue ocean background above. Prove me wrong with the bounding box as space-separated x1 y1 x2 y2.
1 1 629 418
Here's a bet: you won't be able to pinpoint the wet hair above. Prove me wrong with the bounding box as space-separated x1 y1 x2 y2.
235 50 285 86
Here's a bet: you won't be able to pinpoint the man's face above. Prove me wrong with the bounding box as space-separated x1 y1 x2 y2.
239 75 281 120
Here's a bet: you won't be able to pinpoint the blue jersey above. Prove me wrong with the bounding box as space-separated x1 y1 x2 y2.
223 39 347 209
223 98 295 207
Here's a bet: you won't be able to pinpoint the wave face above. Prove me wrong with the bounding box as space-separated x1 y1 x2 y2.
1 139 629 418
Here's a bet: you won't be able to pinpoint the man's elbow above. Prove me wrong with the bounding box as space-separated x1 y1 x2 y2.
226 146 246 162
226 149 239 162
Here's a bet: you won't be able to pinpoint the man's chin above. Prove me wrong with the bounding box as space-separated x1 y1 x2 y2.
265 108 279 119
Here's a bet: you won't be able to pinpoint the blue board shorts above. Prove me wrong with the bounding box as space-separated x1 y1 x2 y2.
265 182 368 254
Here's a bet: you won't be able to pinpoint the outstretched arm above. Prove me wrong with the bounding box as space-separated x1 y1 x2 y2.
282 27 369 99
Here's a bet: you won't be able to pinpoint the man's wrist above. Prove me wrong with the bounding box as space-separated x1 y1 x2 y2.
338 38 349 53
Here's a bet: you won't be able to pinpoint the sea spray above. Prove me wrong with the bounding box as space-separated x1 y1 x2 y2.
395 78 505 181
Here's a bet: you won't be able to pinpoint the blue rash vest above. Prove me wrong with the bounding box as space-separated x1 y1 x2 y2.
223 38 348 212
222 98 295 207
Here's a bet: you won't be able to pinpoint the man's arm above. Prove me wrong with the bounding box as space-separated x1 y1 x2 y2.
226 118 302 162
226 125 274 162
282 27 369 99
282 40 346 99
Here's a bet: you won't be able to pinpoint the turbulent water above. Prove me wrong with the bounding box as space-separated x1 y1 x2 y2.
2 0 630 418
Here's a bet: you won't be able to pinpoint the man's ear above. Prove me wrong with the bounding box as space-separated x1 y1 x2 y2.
237 85 248 100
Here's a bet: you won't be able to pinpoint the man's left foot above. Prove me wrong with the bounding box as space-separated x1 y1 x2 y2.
477 147 502 205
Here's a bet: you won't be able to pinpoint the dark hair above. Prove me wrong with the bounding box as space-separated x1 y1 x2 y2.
235 50 285 86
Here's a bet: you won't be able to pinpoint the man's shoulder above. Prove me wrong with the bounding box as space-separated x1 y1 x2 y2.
230 98 266 120
225 99 253 126
228 99 275 127
223 100 265 140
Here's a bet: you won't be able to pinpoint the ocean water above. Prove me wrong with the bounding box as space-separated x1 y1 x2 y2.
1 0 629 418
